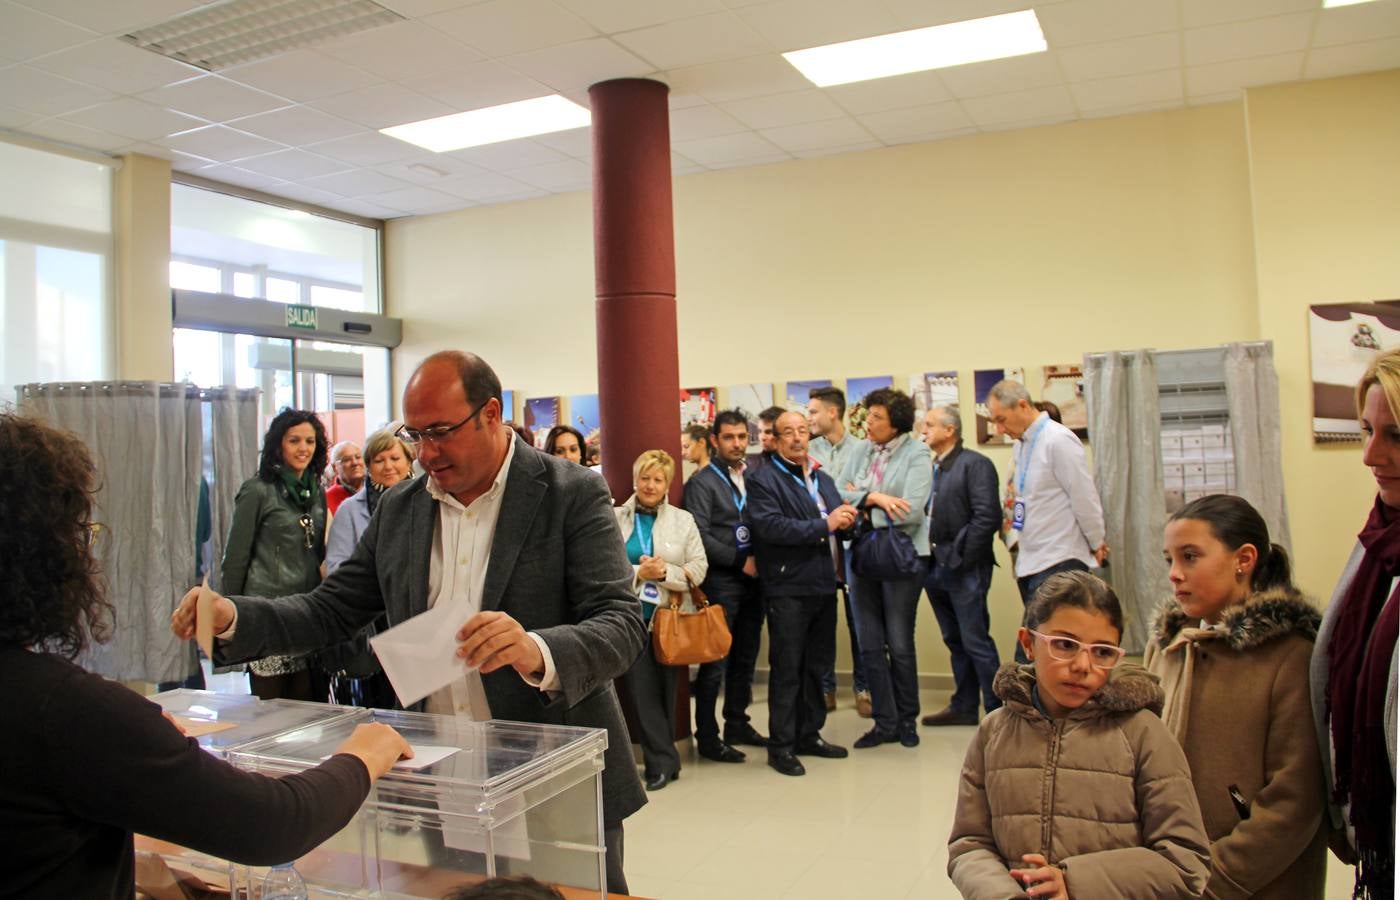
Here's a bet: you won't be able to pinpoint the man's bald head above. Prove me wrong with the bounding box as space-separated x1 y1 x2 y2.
407 351 502 412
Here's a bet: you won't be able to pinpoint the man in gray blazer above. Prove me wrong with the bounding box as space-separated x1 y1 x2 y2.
172 351 646 893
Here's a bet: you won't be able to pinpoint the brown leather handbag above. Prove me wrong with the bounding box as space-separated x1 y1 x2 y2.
651 573 732 666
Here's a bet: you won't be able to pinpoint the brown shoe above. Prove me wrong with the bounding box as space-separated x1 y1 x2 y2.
855 690 873 719
921 706 978 727
824 690 836 712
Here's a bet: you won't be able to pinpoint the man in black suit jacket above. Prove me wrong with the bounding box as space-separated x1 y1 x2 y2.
173 352 646 894
747 410 859 777
918 404 1004 727
682 409 768 763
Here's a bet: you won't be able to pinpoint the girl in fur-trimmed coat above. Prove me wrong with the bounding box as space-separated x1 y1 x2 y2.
1147 495 1327 900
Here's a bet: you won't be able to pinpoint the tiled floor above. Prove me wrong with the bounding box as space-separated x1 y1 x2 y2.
624 685 1360 900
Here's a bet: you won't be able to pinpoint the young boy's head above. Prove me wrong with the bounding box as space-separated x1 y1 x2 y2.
1017 571 1126 718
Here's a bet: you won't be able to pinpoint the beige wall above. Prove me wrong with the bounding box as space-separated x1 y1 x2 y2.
385 72 1398 681
114 153 173 381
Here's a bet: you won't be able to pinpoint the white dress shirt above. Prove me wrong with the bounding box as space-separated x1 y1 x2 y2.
1010 412 1107 578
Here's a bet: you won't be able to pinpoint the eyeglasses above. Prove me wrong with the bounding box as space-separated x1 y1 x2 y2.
396 404 485 447
1028 630 1127 669
777 427 810 438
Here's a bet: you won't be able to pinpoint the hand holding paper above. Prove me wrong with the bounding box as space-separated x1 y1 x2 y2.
169 581 234 642
456 611 543 679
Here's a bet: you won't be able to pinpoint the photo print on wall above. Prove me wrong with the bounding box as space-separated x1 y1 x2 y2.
908 371 960 419
786 379 832 409
1042 364 1089 440
727 383 774 451
501 390 515 423
569 394 600 446
525 396 560 449
680 387 717 428
973 367 1025 445
1310 301 1400 442
845 375 893 439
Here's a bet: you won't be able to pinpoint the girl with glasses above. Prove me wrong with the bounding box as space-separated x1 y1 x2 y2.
949 571 1209 899
1146 494 1327 900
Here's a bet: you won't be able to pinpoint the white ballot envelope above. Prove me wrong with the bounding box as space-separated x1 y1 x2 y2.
369 602 475 708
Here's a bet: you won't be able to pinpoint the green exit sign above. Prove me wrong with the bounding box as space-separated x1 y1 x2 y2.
285 304 318 330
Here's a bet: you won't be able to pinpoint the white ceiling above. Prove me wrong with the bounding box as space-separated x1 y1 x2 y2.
1 0 1397 219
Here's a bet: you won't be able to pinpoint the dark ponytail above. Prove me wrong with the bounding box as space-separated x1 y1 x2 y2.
1170 495 1294 594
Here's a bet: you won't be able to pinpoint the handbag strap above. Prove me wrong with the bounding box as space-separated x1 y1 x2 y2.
682 571 709 608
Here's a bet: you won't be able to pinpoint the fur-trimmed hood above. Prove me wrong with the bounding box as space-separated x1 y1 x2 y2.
994 661 1164 718
1152 585 1320 651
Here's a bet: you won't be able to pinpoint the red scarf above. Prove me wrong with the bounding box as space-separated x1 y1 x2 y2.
1328 495 1400 899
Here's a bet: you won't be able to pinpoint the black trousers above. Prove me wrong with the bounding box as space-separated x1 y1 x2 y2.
693 577 765 745
766 592 836 754
618 644 681 778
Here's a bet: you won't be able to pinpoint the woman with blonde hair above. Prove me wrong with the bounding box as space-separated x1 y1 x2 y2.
614 449 707 791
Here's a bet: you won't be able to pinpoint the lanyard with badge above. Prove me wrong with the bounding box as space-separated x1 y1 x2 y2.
710 462 752 553
636 514 664 607
783 463 829 516
1011 419 1046 532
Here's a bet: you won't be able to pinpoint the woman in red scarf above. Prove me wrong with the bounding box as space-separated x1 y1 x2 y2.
1313 348 1400 900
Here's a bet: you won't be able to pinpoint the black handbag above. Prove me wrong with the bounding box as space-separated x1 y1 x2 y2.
850 523 922 579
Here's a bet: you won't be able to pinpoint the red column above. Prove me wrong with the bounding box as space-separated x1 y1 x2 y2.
590 78 681 505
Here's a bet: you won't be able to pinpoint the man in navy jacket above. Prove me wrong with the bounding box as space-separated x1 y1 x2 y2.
747 410 859 776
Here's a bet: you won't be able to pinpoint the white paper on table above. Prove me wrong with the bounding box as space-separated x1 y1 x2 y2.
392 744 460 771
369 602 474 709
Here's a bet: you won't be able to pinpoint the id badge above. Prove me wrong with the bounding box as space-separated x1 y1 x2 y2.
1011 498 1026 531
640 581 663 605
734 523 752 553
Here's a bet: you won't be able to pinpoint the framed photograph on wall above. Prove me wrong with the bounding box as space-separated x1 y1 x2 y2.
727 383 774 450
785 379 831 409
569 393 600 445
680 387 717 428
845 375 893 439
1042 364 1089 440
973 367 1025 445
501 390 515 423
525 396 560 449
1310 301 1400 442
908 371 959 419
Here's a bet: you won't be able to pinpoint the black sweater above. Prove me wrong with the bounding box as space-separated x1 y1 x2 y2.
0 647 370 899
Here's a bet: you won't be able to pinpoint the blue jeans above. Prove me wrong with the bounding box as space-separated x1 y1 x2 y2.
822 550 867 696
850 565 924 733
925 561 1001 714
1014 558 1091 662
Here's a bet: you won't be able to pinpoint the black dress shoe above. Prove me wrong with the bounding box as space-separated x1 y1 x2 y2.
697 741 746 763
724 724 770 747
853 728 900 749
644 771 679 791
795 736 849 759
766 751 806 776
898 724 920 748
921 706 979 727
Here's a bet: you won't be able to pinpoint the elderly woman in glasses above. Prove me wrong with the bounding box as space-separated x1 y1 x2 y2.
221 408 330 702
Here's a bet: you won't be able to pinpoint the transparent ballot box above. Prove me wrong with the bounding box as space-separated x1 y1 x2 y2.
227 710 609 899
150 689 365 758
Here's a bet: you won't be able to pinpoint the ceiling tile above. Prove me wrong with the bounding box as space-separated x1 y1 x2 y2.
1188 90 1243 105
317 20 484 82
21 117 129 151
447 138 570 170
533 126 592 158
327 196 405 219
263 184 348 209
365 184 466 212
1185 12 1315 67
792 140 881 159
1185 51 1304 98
62 97 207 141
309 83 456 129
1081 97 1184 119
377 0 481 17
160 124 285 162
554 0 725 34
113 141 214 165
720 88 846 128
29 37 201 93
303 168 415 197
937 52 1064 99
374 154 491 184
1069 69 1183 111
1313 2 1400 48
613 11 769 69
504 38 655 91
664 53 812 103
226 106 365 145
882 0 1045 30
402 61 552 111
1180 0 1317 29
186 164 287 191
668 103 748 140
426 0 596 56
0 65 115 116
0 2 95 65
735 0 899 51
979 110 1078 132
220 51 382 103
436 169 546 199
12 0 202 35
0 103 36 128
1037 0 1178 47
304 131 421 167
961 84 1077 126
824 69 953 115
234 149 351 180
1057 32 1181 82
882 126 977 146
141 75 291 121
758 115 872 152
1304 35 1400 79
671 130 785 164
704 151 791 170
505 157 592 189
856 100 973 141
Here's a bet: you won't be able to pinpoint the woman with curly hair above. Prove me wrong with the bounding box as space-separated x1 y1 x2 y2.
222 408 330 701
0 412 411 897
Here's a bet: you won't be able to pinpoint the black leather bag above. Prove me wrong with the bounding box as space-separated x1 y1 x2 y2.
850 524 922 579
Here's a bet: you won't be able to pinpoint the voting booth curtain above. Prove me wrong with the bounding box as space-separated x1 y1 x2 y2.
207 386 261 594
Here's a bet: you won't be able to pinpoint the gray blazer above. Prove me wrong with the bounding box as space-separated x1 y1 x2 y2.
215 435 648 825
836 432 933 553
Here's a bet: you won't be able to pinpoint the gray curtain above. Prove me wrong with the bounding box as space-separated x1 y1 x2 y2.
19 382 202 682
1223 342 1292 551
208 387 262 594
1083 350 1168 654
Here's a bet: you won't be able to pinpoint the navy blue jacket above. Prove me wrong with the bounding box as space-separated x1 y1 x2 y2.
682 462 756 597
747 453 852 598
928 442 1002 570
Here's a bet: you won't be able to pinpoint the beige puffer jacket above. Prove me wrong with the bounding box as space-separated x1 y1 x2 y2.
948 663 1211 899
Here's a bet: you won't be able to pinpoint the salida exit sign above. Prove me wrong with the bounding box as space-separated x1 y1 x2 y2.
285 304 317 330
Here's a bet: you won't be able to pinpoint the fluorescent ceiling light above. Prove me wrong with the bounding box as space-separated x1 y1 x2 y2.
783 10 1047 87
381 96 591 153
1322 0 1379 7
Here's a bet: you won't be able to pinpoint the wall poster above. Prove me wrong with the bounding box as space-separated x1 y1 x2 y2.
785 379 832 410
1042 364 1089 440
908 371 960 420
727 383 774 450
1310 301 1400 442
845 375 893 439
973 367 1025 445
524 396 560 449
680 387 717 429
569 394 600 444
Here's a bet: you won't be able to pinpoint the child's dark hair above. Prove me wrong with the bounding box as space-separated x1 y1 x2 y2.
444 875 564 899
1169 494 1292 594
1024 570 1124 636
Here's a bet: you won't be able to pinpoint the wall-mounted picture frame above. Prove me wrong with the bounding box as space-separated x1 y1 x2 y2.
1042 364 1089 440
727 383 774 450
974 367 1025 445
1310 301 1400 442
680 387 717 428
845 375 893 439
525 396 560 449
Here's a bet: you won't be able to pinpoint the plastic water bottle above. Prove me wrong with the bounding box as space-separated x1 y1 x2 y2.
259 862 308 900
